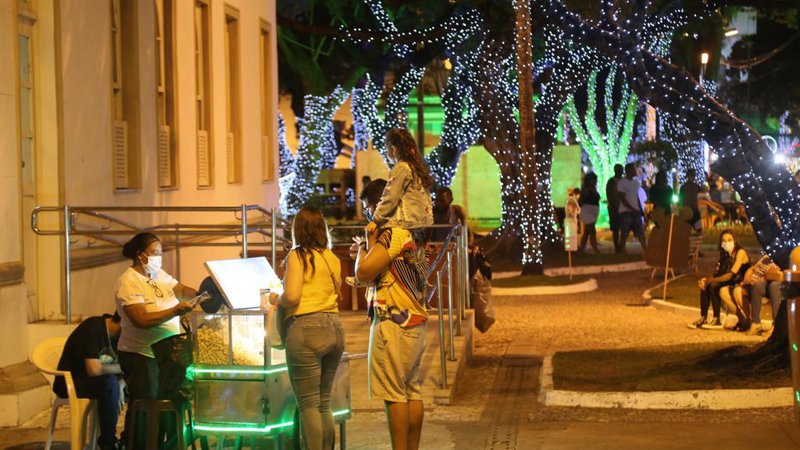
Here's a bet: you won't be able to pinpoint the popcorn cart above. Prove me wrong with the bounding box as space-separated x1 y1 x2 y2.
189 258 352 447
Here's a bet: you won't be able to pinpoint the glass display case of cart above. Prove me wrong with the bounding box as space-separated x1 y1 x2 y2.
191 309 286 368
188 309 294 434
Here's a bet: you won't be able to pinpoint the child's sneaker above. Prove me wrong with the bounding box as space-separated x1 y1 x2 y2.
346 276 370 287
688 317 706 329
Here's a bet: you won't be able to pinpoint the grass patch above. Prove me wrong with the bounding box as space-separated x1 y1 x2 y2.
652 274 773 320
703 223 760 249
547 251 643 268
553 343 791 391
493 274 591 288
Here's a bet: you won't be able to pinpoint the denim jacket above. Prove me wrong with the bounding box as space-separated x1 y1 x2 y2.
372 162 433 230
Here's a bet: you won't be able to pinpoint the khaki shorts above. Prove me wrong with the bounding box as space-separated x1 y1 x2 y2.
369 319 427 403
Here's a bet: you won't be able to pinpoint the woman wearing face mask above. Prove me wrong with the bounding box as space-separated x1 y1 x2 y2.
114 232 196 441
688 229 749 330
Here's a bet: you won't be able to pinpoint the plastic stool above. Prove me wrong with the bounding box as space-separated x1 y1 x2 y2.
127 399 186 450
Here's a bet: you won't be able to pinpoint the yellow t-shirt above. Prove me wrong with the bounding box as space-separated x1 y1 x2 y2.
285 249 341 318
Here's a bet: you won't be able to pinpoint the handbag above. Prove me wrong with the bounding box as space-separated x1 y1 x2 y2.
151 318 194 401
268 304 286 350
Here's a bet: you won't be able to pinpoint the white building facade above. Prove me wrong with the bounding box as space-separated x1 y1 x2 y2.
0 0 279 424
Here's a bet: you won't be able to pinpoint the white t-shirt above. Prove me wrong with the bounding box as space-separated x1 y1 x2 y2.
115 267 181 358
617 178 642 213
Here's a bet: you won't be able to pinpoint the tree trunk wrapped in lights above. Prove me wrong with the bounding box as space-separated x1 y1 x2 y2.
544 0 800 267
423 36 482 189
543 0 800 366
279 86 349 216
351 67 424 165
565 66 638 196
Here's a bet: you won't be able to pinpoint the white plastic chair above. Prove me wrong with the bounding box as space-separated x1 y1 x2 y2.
30 337 98 450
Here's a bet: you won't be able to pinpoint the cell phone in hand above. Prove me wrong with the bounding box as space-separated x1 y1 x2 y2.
189 291 213 307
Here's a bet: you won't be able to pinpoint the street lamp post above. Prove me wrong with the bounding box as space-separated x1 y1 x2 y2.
700 52 709 84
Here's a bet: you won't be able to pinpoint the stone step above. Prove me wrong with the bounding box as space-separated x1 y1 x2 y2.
0 361 51 426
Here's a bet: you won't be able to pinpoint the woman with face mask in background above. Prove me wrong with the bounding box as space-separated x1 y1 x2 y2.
688 229 749 330
114 232 197 443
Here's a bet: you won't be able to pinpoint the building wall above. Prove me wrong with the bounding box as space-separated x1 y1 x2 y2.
0 0 28 367
0 0 280 368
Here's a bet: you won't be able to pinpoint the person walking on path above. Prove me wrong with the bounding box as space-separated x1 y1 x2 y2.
605 164 624 252
649 171 673 218
579 172 601 253
616 163 647 252
680 168 702 231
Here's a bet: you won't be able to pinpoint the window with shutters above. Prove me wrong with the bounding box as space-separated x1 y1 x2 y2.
18 6 35 194
224 5 241 184
110 0 142 190
259 20 275 182
195 0 213 188
155 0 178 188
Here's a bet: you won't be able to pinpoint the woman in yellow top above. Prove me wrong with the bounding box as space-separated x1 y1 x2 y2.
267 206 344 450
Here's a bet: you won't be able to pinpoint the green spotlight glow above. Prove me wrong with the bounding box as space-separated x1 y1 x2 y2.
793 343 798 352
671 194 679 204
193 410 351 434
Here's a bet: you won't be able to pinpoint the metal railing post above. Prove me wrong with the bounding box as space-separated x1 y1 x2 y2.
446 252 457 359
64 205 72 324
452 245 462 337
436 271 447 389
457 228 466 321
271 208 277 267
241 204 248 258
175 223 181 280
463 227 471 310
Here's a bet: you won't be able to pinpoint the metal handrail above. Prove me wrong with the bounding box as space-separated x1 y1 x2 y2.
32 204 470 395
328 223 467 390
31 204 287 323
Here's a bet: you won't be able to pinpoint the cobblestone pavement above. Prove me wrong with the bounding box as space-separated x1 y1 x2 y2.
344 264 800 449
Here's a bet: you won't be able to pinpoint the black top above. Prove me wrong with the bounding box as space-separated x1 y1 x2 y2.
579 190 600 206
53 316 115 397
679 181 700 210
605 177 620 211
649 184 673 215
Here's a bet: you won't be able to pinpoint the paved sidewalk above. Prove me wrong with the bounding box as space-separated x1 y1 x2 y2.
5 262 800 449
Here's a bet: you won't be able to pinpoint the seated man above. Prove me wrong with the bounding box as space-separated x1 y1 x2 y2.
729 255 782 334
53 313 123 450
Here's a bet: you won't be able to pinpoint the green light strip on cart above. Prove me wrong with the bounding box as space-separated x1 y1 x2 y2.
193 410 351 434
190 366 289 376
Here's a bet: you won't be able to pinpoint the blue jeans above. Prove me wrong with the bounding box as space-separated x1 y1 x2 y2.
285 313 345 450
54 375 120 446
750 280 783 324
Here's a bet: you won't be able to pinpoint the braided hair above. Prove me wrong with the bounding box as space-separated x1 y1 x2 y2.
385 128 434 189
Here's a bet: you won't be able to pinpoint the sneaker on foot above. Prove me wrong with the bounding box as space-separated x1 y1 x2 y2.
702 317 723 330
345 276 371 287
688 317 707 329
